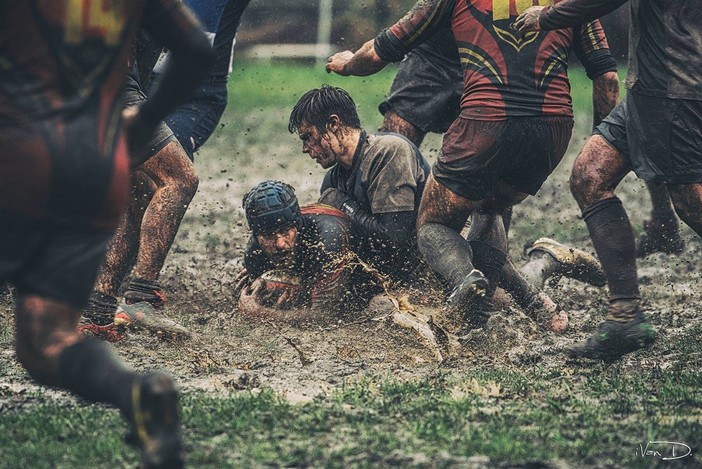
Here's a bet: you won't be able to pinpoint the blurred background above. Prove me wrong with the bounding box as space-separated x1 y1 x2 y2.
234 0 629 62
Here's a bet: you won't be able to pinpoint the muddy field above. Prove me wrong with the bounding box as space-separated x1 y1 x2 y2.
1 84 701 427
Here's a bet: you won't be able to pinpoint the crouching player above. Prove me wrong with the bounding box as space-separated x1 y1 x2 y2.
236 181 375 322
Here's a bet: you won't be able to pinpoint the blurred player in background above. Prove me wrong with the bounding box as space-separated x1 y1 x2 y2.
82 0 251 338
0 1 213 467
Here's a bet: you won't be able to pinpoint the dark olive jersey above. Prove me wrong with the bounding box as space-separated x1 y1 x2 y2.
539 0 702 100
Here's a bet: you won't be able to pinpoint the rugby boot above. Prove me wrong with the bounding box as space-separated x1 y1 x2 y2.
125 371 185 469
527 237 607 287
636 217 685 258
77 319 126 343
115 301 190 338
447 269 490 329
566 311 655 360
124 278 167 308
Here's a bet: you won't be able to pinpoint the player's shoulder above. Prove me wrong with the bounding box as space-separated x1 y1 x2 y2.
300 204 352 241
368 132 414 148
366 132 419 159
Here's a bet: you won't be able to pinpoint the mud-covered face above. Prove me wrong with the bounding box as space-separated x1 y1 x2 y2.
297 122 338 169
257 225 298 266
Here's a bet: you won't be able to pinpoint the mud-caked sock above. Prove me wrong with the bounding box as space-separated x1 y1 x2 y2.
499 259 544 312
83 291 118 326
520 251 558 290
468 240 507 298
606 298 641 323
124 277 166 307
582 197 640 304
417 223 476 287
57 339 139 414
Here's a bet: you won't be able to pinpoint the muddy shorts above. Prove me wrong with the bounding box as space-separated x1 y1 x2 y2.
123 83 177 166
433 115 574 201
0 210 113 309
595 90 702 184
378 43 463 135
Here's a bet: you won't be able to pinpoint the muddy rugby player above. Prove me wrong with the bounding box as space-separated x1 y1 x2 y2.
240 87 606 331
290 85 431 284
326 0 619 333
514 0 702 359
82 0 252 340
0 0 214 467
375 24 617 332
236 181 375 321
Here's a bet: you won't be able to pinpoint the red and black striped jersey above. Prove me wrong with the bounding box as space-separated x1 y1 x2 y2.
0 0 201 229
375 0 617 120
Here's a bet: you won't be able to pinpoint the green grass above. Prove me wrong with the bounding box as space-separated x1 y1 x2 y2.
229 60 400 126
3 62 697 469
2 361 699 468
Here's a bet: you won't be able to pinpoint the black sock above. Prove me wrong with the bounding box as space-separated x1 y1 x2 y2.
468 240 507 297
83 291 117 325
417 223 475 287
582 197 640 305
57 339 138 414
500 258 542 310
124 277 165 306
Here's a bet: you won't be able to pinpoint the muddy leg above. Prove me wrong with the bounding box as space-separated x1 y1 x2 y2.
668 182 702 238
131 141 198 283
379 109 427 147
570 135 639 318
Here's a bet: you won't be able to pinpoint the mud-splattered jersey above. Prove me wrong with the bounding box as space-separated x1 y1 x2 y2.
374 0 617 120
244 205 358 308
0 0 200 229
539 0 702 100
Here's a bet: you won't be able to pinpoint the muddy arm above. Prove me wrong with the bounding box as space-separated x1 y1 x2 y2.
326 40 389 77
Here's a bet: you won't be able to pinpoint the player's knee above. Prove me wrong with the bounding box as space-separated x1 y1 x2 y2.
569 160 600 208
180 167 199 199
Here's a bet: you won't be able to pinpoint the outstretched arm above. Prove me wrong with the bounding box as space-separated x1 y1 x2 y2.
513 0 628 32
326 39 389 77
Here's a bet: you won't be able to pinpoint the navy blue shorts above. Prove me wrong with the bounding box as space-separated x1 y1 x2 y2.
0 210 113 309
434 115 574 200
123 84 177 166
595 90 702 184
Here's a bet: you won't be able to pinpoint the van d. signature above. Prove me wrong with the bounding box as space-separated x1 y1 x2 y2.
636 441 692 461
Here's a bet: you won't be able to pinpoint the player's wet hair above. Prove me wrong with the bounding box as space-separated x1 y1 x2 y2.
243 180 302 236
288 84 361 134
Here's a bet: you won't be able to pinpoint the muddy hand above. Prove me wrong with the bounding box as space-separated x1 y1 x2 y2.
326 51 354 75
239 278 265 310
234 268 251 297
275 287 301 309
512 6 545 33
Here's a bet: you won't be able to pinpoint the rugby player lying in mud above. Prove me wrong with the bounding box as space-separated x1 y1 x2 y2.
234 180 607 339
234 180 377 323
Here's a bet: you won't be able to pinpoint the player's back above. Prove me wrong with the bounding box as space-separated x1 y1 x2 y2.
0 1 147 229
